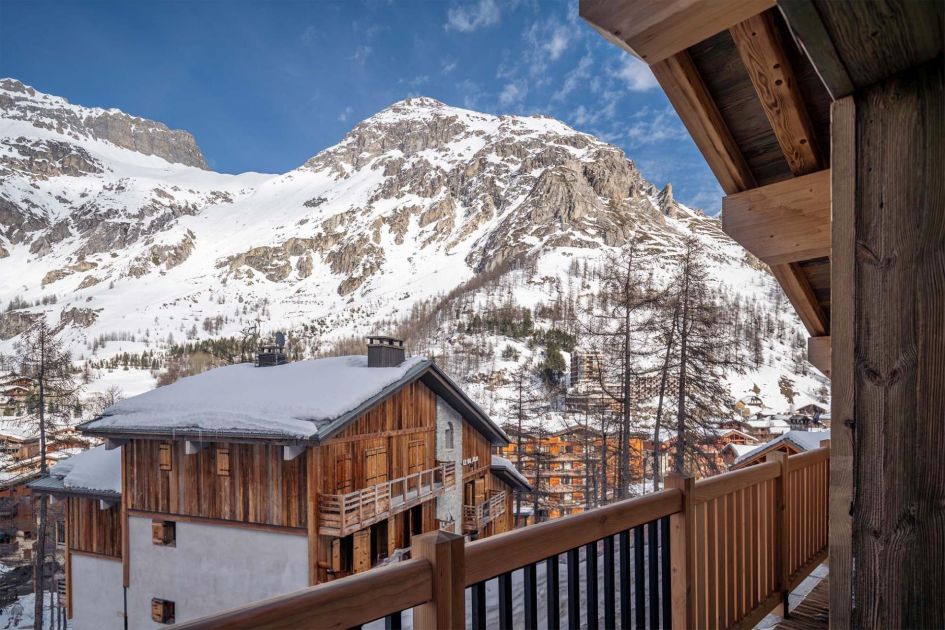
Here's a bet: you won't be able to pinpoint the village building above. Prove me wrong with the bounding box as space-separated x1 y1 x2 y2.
727 430 832 471
42 337 527 628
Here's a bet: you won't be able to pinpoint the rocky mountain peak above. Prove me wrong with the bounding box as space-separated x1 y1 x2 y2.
0 78 209 169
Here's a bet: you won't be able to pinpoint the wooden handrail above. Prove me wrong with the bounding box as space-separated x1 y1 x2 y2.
176 558 433 630
464 488 683 585
693 460 781 504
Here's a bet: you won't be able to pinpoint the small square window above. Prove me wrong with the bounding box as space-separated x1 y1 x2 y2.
152 520 176 546
151 598 175 624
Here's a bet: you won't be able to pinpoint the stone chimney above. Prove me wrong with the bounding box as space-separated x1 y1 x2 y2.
367 336 406 367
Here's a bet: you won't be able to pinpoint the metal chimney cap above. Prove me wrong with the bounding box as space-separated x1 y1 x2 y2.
366 335 404 347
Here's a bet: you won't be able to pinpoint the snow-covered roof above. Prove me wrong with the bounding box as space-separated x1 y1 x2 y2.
732 429 831 467
29 445 121 499
81 356 508 445
723 443 758 458
490 455 531 492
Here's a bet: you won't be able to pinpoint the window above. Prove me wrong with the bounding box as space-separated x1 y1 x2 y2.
216 447 230 476
445 422 454 450
151 598 175 624
158 443 172 471
152 520 176 546
55 521 65 546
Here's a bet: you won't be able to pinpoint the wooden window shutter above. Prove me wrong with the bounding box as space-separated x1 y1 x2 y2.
335 454 352 492
151 598 175 624
158 443 172 471
364 446 388 487
216 447 230 477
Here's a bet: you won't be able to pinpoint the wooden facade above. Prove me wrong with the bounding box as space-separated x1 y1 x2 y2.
66 496 121 558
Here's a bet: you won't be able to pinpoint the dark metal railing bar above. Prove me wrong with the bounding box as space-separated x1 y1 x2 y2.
384 611 401 630
604 535 616 629
498 572 513 630
586 541 599 630
547 556 561 630
620 529 631 629
648 520 660 630
524 562 538 630
567 548 581 630
635 525 646 630
471 581 487 630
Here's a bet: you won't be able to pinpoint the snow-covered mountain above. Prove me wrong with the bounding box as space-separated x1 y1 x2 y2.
0 78 828 417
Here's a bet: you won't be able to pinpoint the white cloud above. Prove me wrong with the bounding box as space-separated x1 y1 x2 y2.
498 81 528 108
613 56 658 91
624 106 688 146
445 0 501 32
441 60 458 74
338 106 354 122
553 52 594 101
352 45 373 65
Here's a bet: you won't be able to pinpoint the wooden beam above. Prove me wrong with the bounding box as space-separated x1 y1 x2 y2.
722 168 830 265
730 10 823 175
807 335 830 377
651 51 756 195
777 0 854 99
411 530 465 630
579 0 775 64
307 447 321 586
769 262 828 336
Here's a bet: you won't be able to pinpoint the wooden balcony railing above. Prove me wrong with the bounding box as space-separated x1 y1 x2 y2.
178 441 830 630
318 461 456 537
462 491 506 534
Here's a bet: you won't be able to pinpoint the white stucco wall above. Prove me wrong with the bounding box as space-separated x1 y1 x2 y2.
126 516 308 628
435 396 464 534
71 553 124 630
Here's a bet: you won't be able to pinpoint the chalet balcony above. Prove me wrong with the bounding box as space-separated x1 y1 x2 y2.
178 443 830 629
318 461 456 537
462 490 506 534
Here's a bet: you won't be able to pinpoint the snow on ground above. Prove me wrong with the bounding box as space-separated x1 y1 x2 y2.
0 592 69 629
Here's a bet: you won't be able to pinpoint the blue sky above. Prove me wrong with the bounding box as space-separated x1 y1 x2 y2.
0 0 723 212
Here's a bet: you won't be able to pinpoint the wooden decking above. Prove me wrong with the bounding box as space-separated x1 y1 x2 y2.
773 576 829 630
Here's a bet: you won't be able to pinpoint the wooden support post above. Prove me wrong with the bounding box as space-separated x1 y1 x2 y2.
767 451 790 617
411 530 465 630
665 472 694 630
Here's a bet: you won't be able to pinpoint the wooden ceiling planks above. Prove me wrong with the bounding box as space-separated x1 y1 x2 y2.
812 0 943 91
650 50 756 194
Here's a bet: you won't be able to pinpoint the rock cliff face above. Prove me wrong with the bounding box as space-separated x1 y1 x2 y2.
0 82 753 354
0 78 207 169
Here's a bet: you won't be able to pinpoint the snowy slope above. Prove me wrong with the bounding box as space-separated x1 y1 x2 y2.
0 78 828 421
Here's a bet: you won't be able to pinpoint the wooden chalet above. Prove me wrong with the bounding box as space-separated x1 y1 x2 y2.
61 337 526 627
60 2 940 628
729 429 831 471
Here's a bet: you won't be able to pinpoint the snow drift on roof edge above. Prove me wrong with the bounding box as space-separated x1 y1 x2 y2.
50 445 121 495
83 355 427 439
